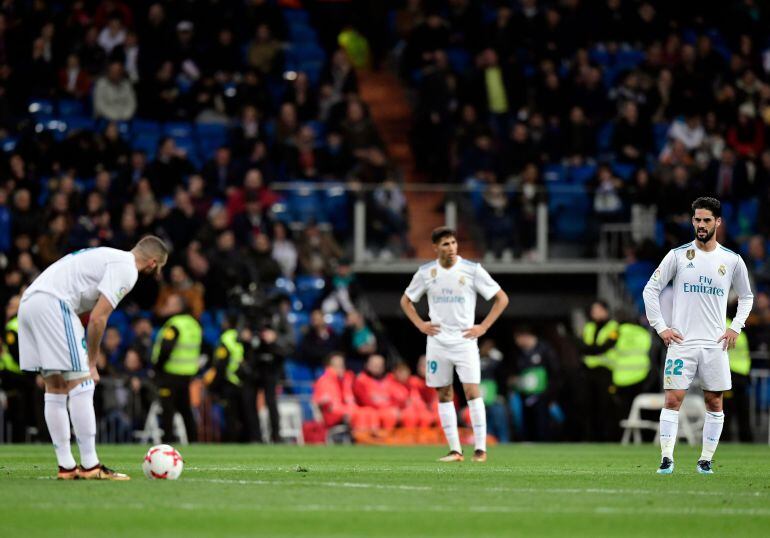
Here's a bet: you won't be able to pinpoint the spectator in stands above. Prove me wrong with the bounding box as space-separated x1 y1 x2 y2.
101 326 124 367
147 137 194 198
247 232 283 286
58 53 92 100
36 213 70 266
155 265 205 320
297 222 343 276
122 348 156 432
298 309 341 369
271 221 298 278
612 101 651 166
745 235 770 293
342 310 377 370
202 147 240 198
93 60 136 121
353 354 398 430
247 23 283 76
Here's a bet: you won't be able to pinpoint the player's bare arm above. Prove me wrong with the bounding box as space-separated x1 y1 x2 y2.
85 294 114 383
400 294 440 336
463 289 509 339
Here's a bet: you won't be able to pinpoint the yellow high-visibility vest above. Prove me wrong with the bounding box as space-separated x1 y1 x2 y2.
151 314 202 376
582 320 619 369
610 323 651 387
727 318 751 376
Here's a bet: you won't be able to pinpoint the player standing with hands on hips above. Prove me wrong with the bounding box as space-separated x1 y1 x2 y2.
18 237 169 480
400 227 508 462
643 198 753 475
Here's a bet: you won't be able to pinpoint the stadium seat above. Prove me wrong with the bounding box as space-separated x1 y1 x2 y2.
283 9 310 25
446 47 472 75
567 164 597 184
283 359 316 395
289 24 317 43
542 164 567 184
132 118 161 135
294 275 326 311
28 98 55 116
611 162 637 181
163 122 194 138
286 183 327 224
64 116 96 132
323 185 350 233
58 99 86 118
596 123 614 153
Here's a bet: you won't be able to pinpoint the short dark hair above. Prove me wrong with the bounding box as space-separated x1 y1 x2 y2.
691 197 721 218
431 226 456 244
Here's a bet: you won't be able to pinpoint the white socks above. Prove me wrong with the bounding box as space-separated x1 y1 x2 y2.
700 411 724 462
69 381 99 469
438 401 462 453
467 397 487 452
44 393 76 469
659 408 679 460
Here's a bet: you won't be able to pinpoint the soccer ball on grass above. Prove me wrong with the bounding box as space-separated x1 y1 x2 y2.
142 444 184 480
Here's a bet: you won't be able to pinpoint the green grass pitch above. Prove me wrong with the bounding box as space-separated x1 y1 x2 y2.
1 444 769 537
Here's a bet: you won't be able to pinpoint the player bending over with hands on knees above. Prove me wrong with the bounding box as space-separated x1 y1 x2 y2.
643 197 753 475
400 227 508 462
18 237 168 480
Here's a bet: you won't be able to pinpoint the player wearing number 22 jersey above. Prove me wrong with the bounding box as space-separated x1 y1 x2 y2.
400 227 508 463
643 197 753 475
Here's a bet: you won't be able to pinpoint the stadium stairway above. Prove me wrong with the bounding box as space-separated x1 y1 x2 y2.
358 70 479 259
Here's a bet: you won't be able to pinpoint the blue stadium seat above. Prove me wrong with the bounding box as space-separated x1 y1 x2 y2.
287 183 326 223
447 47 472 75
164 122 194 138
543 164 567 184
58 99 86 118
288 43 325 64
294 275 326 311
326 312 346 334
737 199 759 236
567 164 597 184
547 184 591 241
2 136 18 152
283 9 310 25
597 123 614 153
653 123 669 153
616 49 645 67
132 118 161 136
283 359 316 395
323 185 350 233
611 162 637 181
289 24 317 43
64 116 96 132
28 99 55 116
133 130 160 149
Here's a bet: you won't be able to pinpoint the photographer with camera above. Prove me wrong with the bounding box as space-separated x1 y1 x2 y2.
222 284 295 443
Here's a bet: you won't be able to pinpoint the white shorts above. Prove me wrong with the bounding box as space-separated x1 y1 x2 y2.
18 292 89 377
663 345 731 391
425 337 480 388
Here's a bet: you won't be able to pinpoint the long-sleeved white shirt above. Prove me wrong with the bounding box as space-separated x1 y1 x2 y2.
643 241 753 348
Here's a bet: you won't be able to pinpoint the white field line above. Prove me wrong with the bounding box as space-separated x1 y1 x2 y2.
184 477 770 499
25 498 770 518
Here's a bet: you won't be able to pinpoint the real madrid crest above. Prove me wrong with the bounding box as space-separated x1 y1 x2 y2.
459 276 466 286
686 249 695 260
718 264 726 276
430 268 437 279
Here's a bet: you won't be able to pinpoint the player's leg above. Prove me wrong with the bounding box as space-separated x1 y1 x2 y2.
456 343 486 461
658 345 697 474
697 391 724 474
697 347 731 473
426 341 462 460
436 385 463 460
41 374 78 478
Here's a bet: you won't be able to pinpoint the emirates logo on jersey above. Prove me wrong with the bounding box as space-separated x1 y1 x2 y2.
718 264 726 276
686 249 695 260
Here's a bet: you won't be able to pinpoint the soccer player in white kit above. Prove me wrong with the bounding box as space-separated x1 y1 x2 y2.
400 227 509 462
18 236 168 480
643 197 753 475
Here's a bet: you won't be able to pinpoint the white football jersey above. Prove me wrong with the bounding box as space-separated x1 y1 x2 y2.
404 256 501 346
643 241 753 348
22 247 138 314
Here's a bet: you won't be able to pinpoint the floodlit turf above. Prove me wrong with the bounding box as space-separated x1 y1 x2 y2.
1 444 769 537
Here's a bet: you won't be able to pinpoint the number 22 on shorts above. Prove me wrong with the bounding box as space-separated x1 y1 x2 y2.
664 358 683 376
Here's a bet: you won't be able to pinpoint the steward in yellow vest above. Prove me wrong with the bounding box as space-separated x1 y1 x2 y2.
578 300 618 441
724 318 752 442
151 294 202 443
608 322 652 440
1 295 36 442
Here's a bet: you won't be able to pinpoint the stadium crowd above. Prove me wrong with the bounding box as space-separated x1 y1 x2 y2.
1 1 768 444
